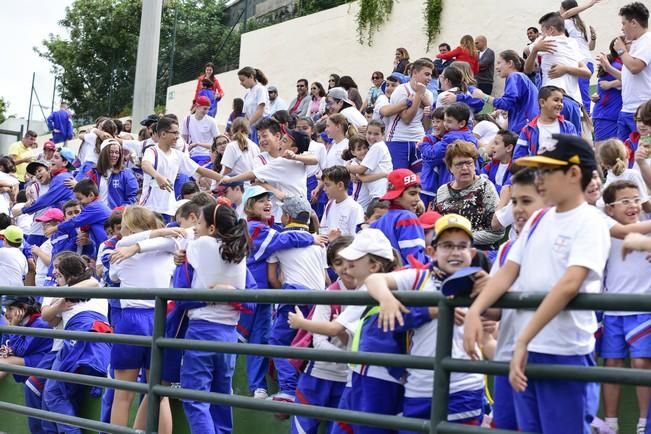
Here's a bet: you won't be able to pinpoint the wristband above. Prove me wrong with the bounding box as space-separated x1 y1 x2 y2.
482 95 490 103
616 48 626 56
405 99 413 109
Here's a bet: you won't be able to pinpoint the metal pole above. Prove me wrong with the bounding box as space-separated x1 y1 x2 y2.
146 296 167 434
26 72 35 133
168 5 178 88
430 299 454 433
132 0 163 129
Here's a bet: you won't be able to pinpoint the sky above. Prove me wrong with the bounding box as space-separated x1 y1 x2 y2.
0 1 73 121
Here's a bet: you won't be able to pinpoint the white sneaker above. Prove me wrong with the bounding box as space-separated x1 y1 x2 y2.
637 424 646 434
253 388 268 399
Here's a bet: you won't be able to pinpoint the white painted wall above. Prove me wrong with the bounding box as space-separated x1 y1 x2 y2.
166 0 630 128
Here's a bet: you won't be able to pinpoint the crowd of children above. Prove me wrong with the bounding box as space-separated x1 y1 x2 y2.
1 2 651 434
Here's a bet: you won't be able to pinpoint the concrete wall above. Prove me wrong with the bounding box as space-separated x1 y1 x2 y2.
166 0 630 129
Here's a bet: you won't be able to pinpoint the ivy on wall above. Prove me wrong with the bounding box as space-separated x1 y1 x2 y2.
354 0 443 48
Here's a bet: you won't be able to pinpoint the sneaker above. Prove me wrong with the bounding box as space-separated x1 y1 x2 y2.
269 393 295 419
637 424 646 434
253 388 268 400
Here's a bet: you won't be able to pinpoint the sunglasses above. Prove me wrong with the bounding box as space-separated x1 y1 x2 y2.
329 79 335 82
372 76 382 79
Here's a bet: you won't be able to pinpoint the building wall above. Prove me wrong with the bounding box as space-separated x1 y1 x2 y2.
166 0 629 129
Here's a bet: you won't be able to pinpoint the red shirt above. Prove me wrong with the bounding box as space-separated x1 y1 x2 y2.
436 46 479 74
194 74 224 100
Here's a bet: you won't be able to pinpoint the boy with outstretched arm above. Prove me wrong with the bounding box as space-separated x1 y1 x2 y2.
464 134 610 434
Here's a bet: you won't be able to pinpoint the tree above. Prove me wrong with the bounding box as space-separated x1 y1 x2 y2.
38 0 239 121
0 97 7 125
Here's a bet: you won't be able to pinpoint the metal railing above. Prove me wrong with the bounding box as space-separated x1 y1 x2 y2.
0 286 649 434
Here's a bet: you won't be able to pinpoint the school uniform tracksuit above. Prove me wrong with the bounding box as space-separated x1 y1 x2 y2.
370 207 428 266
491 72 539 134
592 61 622 142
85 168 139 208
513 116 579 160
57 200 112 259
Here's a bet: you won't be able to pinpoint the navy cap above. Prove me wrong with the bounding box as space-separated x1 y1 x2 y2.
2 295 36 307
440 266 483 297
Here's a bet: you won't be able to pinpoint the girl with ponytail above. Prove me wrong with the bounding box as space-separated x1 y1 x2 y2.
220 117 261 178
472 49 540 133
599 139 651 213
238 66 270 142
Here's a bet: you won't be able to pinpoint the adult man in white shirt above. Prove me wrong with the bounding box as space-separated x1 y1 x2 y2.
611 2 651 140
267 86 287 114
180 96 220 165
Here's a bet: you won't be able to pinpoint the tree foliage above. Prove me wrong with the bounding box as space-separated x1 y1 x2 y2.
0 97 7 125
38 0 240 121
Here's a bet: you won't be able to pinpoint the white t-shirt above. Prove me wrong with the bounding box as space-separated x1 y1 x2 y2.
473 121 499 148
182 114 220 157
221 139 261 177
186 236 247 325
564 19 593 63
0 247 27 287
536 120 561 153
140 145 200 216
340 107 368 129
24 182 49 237
386 82 434 142
538 35 583 103
507 204 610 355
392 268 484 397
97 171 111 207
372 94 389 121
243 83 270 120
0 172 18 215
268 243 327 291
604 235 651 316
495 163 509 188
12 203 33 234
320 197 364 236
307 301 350 383
622 32 651 113
325 139 349 168
35 239 53 287
78 132 100 165
359 141 392 204
306 141 327 178
253 158 308 220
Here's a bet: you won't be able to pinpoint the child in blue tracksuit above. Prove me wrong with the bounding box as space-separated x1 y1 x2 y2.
55 179 112 258
47 103 74 145
419 107 445 207
42 254 111 434
592 48 622 142
421 102 479 203
481 130 516 194
513 86 578 160
198 79 219 117
370 169 428 266
0 296 53 434
240 186 318 399
83 141 138 208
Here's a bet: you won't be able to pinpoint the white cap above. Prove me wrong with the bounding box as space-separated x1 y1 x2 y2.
338 228 394 261
100 138 121 152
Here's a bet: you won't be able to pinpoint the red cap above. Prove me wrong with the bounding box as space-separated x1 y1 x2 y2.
380 169 420 201
44 140 56 151
35 208 64 223
195 96 211 107
418 211 442 230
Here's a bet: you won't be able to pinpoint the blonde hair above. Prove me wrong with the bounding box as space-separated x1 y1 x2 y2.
599 139 628 177
460 35 477 59
121 205 163 233
450 61 477 86
328 113 358 140
230 117 250 152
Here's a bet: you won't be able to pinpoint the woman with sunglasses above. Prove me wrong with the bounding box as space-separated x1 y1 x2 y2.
307 82 327 120
361 71 385 113
327 74 340 90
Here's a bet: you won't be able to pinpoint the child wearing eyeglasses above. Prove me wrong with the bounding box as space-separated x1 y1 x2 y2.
601 180 651 434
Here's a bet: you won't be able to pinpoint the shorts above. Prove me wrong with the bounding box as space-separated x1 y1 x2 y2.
110 308 154 370
399 388 483 433
593 118 618 142
601 314 651 359
386 141 421 172
617 112 636 142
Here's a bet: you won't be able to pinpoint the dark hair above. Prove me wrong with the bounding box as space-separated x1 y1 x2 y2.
538 85 565 103
539 12 565 33
201 78 213 88
25 130 38 139
561 0 588 41
201 203 250 263
181 181 200 198
237 66 268 86
63 199 80 212
203 62 216 80
432 107 446 121
311 82 326 98
619 2 649 28
322 165 351 188
297 78 308 87
0 213 11 230
16 190 27 204
233 98 244 114
190 192 216 207
256 117 281 135
368 252 402 273
113 119 123 135
636 100 651 126
365 198 389 219
58 254 94 300
176 201 201 220
411 58 435 74
138 127 149 141
499 50 525 72
342 137 370 162
510 167 538 187
603 180 640 204
95 119 117 154
339 76 358 90
328 74 341 88
444 102 471 124
527 26 539 33
438 43 451 51
296 116 318 140
367 119 385 133
597 39 620 78
386 75 400 83
73 179 99 197
96 140 124 173
497 129 518 148
0 156 16 174
326 235 354 267
157 116 178 134
272 110 291 126
441 66 466 92
105 210 122 230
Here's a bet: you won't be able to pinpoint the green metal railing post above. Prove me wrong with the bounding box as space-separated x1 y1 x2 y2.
430 299 454 433
146 296 167 434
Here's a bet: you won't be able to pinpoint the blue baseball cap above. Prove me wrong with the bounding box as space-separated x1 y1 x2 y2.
58 147 76 165
242 185 273 205
440 266 483 297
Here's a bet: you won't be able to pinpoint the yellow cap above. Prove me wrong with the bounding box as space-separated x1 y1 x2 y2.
433 214 472 242
0 225 24 244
